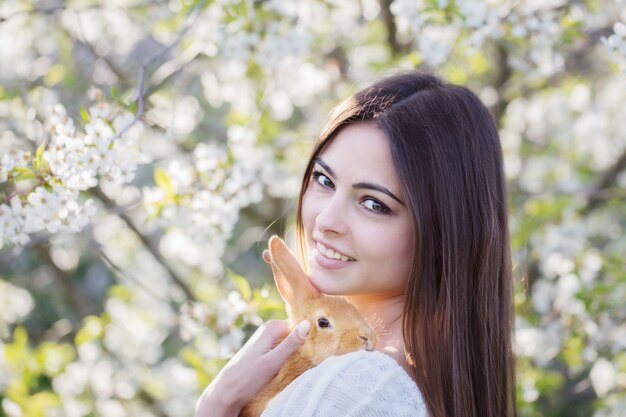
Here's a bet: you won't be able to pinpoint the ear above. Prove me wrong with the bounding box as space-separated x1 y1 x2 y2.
266 236 320 307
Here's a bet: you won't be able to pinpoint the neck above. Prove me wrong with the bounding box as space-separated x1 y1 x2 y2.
347 293 415 378
346 293 405 353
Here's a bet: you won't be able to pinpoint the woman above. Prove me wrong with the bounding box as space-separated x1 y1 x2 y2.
196 71 517 417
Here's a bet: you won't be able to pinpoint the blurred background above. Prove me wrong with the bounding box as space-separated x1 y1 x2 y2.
1 0 625 416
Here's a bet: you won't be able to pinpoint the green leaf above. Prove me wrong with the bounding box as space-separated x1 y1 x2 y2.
36 342 75 376
154 167 175 197
562 336 583 368
80 107 90 122
33 145 45 171
225 110 252 126
227 148 235 165
43 64 65 87
12 326 29 346
255 297 286 320
75 316 104 345
140 373 169 400
227 268 252 301
107 284 133 302
25 391 61 416
11 166 37 182
179 346 206 369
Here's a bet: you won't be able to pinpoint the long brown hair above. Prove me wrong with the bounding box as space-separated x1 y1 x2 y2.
295 71 516 417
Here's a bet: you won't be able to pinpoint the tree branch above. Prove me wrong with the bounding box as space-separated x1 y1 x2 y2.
0 1 169 25
116 0 206 138
68 13 132 89
517 145 626 294
86 226 175 306
142 49 202 100
91 186 197 302
492 42 513 128
581 145 626 215
33 244 93 320
379 0 412 57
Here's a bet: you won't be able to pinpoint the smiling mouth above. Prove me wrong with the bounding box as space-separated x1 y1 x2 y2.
315 241 355 262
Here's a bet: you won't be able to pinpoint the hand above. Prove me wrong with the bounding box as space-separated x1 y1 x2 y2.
195 319 311 417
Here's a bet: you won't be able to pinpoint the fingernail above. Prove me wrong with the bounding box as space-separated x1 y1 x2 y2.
296 320 310 337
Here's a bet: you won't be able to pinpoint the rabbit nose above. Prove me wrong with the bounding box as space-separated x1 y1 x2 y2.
360 335 374 351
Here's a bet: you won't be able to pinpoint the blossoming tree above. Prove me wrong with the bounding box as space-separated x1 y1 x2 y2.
1 0 625 416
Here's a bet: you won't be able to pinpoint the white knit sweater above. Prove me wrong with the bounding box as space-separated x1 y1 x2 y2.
261 350 428 417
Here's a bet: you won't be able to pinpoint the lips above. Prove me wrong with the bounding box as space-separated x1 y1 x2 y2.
313 240 355 262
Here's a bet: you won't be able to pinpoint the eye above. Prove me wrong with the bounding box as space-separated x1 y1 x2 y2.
317 317 332 329
312 170 334 189
362 197 391 214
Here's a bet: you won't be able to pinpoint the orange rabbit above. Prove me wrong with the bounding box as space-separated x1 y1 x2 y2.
239 236 375 417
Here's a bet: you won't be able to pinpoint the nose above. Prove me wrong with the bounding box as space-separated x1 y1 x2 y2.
314 194 348 235
359 327 375 351
359 335 374 351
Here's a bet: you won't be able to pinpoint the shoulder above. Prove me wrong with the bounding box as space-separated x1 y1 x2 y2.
262 350 428 417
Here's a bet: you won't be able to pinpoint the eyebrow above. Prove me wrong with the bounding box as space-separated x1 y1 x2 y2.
313 158 406 206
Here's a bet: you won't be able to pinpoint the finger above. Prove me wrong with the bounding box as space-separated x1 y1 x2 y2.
265 320 310 363
250 320 291 352
262 249 271 263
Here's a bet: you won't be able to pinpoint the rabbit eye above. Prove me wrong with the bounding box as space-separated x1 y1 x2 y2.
317 317 331 328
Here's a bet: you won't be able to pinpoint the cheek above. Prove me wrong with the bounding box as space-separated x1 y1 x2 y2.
396 226 414 263
365 224 414 286
365 222 413 255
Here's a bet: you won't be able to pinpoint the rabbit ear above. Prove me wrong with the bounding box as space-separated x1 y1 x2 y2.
267 236 320 307
262 249 271 264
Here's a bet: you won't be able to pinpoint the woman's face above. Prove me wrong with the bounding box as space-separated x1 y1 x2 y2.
301 122 415 300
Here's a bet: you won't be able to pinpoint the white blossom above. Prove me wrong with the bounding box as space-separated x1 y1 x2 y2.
602 22 626 71
390 0 425 35
1 2 625 416
590 358 617 397
0 96 143 248
0 281 34 338
1 399 22 417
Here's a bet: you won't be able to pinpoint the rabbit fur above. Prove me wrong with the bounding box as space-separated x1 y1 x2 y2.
239 236 374 417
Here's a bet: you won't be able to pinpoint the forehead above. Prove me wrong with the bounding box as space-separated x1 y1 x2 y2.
311 299 361 319
313 307 327 317
318 122 400 188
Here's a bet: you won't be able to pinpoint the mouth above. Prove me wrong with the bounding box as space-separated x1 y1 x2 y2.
361 335 374 351
313 241 356 262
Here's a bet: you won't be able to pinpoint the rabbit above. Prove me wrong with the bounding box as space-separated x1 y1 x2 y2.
239 235 375 417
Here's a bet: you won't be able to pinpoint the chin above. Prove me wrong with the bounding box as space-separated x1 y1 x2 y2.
309 271 340 294
308 270 326 288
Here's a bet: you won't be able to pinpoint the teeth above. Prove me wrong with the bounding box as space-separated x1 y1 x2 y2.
316 242 354 262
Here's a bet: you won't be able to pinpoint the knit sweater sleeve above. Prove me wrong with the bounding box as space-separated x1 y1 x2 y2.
260 350 428 417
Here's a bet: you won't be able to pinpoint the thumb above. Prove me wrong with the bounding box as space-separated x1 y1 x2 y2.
266 320 310 363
